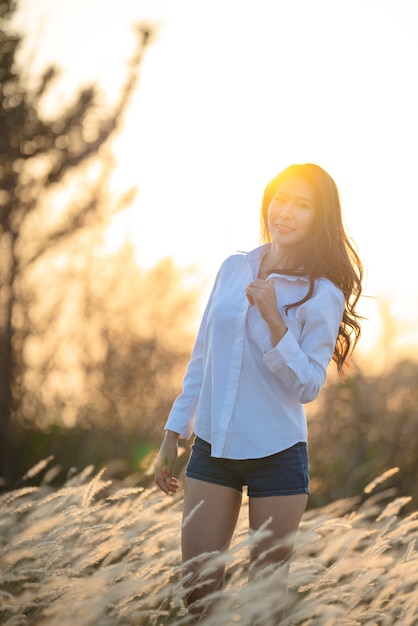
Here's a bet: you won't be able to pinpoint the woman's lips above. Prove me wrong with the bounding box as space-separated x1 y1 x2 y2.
276 224 294 233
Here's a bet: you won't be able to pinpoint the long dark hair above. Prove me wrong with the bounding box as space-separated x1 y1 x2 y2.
260 163 363 379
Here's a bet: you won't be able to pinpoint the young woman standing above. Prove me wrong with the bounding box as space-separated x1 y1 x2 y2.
154 163 363 622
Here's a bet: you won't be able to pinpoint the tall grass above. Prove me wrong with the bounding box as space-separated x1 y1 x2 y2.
1 462 418 625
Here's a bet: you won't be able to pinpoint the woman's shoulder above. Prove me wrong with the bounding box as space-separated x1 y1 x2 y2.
314 276 345 305
210 253 248 287
221 245 268 268
218 250 252 272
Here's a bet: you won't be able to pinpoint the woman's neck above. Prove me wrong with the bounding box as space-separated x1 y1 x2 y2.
261 245 294 273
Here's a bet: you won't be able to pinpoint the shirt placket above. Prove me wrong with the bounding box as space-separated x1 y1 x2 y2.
212 256 259 457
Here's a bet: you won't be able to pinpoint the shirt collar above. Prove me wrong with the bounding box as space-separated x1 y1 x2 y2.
244 244 310 283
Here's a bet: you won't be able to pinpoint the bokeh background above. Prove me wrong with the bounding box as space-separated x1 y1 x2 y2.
1 0 418 507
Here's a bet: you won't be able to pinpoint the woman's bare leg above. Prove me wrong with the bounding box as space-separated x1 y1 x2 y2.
182 477 242 621
248 494 308 623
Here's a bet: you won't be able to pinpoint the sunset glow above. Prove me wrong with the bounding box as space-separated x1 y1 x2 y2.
14 0 418 359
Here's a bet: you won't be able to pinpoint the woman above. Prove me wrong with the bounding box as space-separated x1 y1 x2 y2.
154 163 363 622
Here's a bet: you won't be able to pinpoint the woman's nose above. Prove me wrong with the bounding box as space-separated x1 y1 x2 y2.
279 202 292 218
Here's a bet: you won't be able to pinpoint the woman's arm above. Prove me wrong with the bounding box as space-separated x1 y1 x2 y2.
246 277 288 345
265 281 345 402
247 277 345 403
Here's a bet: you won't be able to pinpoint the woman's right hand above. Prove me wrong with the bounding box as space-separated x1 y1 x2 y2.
154 430 180 495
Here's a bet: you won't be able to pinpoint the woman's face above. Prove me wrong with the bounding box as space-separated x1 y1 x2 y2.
267 176 317 250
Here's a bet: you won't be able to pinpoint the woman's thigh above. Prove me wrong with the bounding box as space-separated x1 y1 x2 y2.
182 477 242 563
248 493 308 571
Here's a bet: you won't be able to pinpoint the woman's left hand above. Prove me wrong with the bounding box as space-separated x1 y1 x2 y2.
246 278 278 319
246 278 287 344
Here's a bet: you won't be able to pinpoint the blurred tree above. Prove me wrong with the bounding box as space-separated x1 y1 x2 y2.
0 0 151 484
81 253 200 438
308 358 418 508
9 245 200 484
20 246 199 436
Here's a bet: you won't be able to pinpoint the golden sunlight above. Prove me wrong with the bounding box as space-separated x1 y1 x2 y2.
14 0 418 360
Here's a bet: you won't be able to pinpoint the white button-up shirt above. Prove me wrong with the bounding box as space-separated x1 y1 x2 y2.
165 244 345 459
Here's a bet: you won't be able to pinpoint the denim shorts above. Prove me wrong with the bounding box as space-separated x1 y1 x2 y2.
185 437 310 498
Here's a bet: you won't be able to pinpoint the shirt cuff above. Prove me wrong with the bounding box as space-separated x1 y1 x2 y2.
263 327 300 371
164 413 194 440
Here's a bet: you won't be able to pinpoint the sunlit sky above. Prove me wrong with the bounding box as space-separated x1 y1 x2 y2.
14 0 418 356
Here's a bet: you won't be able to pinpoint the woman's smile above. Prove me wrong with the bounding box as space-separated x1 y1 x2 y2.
267 176 317 253
275 223 294 234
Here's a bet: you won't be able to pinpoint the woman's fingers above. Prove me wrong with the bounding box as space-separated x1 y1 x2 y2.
156 473 179 494
246 279 275 306
154 455 180 495
153 431 180 495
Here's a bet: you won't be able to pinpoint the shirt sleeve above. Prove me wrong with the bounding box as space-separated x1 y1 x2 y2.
262 280 345 403
163 276 218 439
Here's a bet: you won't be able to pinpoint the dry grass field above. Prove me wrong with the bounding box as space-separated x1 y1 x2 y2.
1 461 418 625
